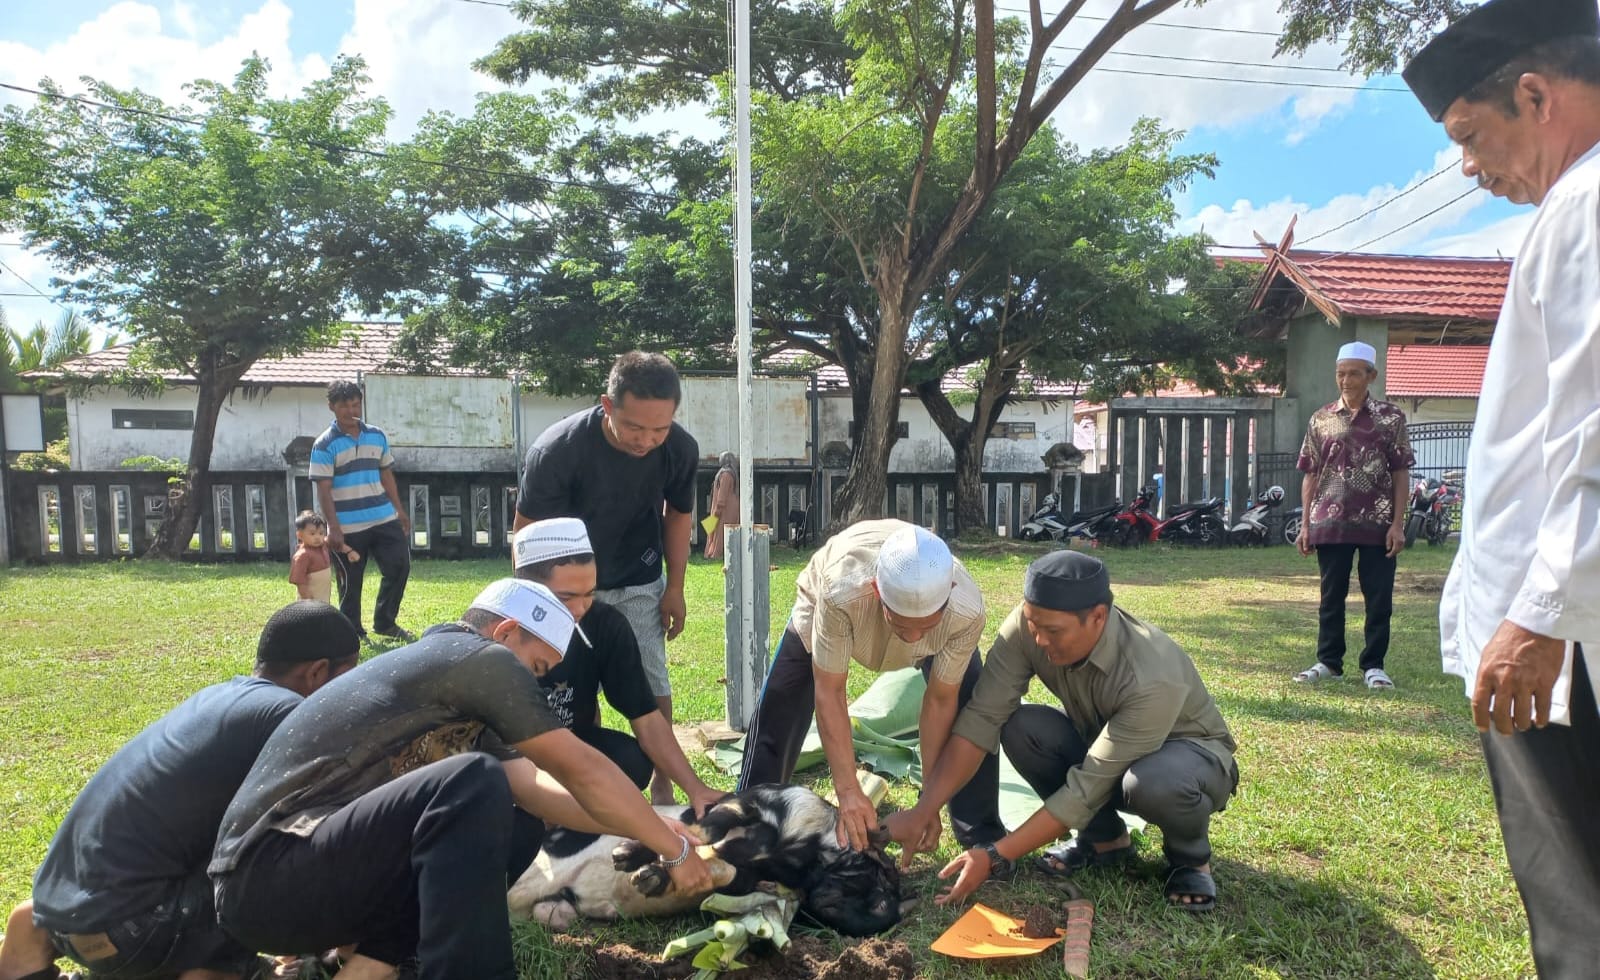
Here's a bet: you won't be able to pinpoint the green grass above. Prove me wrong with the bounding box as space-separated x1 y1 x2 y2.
0 541 1531 979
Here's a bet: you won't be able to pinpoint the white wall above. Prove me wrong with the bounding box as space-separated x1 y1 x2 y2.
1402 397 1478 424
70 386 330 471
817 393 1071 473
68 375 1060 474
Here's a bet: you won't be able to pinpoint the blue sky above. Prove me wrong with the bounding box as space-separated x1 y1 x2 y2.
0 0 1535 335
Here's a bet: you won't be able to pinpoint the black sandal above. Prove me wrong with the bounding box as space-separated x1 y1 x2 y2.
1035 837 1134 878
1164 864 1217 913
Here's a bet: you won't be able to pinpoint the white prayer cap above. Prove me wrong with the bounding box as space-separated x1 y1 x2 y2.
875 524 955 618
513 517 593 569
469 578 589 653
1336 341 1377 367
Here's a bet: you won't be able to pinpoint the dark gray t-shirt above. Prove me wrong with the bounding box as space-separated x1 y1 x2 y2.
517 406 699 590
210 625 560 874
34 677 300 931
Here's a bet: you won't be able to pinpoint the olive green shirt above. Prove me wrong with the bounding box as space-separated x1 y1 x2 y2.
951 603 1236 831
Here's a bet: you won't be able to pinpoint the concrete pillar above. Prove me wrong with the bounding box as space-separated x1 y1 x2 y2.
724 523 772 731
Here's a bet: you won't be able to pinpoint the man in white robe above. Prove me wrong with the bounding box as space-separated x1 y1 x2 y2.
1403 1 1600 975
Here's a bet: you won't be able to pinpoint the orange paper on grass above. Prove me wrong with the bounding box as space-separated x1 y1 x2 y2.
930 903 1062 959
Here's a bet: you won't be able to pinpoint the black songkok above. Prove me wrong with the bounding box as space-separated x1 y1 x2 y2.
1402 0 1600 121
1023 551 1113 613
257 600 362 665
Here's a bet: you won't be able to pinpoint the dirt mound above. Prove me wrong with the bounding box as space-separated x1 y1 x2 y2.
558 934 918 980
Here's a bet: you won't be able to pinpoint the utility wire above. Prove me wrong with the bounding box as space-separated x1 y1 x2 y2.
1297 163 1458 244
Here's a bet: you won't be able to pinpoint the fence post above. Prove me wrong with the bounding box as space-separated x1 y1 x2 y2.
724 523 772 731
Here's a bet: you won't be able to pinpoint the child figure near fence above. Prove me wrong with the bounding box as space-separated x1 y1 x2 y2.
290 511 357 605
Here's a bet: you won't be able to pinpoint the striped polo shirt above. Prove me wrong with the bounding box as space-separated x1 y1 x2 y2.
309 420 398 534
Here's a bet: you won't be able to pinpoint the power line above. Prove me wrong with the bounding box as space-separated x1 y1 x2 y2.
1310 186 1481 259
1297 163 1458 245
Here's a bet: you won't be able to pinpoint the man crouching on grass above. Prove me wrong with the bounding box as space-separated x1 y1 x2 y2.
0 601 361 980
886 552 1238 913
209 579 713 980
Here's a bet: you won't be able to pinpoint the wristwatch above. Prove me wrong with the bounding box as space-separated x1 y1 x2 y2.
980 841 1009 874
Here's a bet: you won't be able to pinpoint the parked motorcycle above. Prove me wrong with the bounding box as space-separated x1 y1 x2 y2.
1282 506 1303 546
1064 500 1125 544
1154 496 1228 546
1404 470 1464 547
1109 486 1226 546
1107 485 1159 547
1229 485 1285 546
1018 493 1069 542
1019 494 1124 544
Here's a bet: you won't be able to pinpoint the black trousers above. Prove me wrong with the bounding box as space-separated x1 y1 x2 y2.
334 519 411 635
737 626 1007 846
1314 543 1396 674
1480 651 1600 979
215 753 543 980
577 725 652 791
1000 703 1236 868
45 868 251 980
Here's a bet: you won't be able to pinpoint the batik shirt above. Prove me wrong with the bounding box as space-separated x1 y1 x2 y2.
1297 396 1415 547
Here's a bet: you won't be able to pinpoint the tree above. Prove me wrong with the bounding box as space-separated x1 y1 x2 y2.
0 58 439 558
904 120 1269 528
479 0 1457 530
389 92 734 393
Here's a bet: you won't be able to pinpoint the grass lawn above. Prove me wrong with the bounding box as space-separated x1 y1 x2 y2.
0 540 1531 979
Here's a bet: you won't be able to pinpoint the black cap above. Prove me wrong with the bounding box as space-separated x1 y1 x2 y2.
1023 551 1113 613
256 601 362 665
1403 0 1600 121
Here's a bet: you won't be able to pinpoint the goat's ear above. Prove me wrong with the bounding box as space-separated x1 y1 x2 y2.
866 826 893 849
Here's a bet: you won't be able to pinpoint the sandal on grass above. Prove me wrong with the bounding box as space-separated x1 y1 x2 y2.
1364 668 1396 690
1035 836 1134 878
1293 662 1338 684
1164 865 1217 913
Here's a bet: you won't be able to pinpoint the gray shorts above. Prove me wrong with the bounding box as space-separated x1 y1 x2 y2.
597 576 670 697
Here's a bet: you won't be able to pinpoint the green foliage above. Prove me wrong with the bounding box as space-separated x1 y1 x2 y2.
0 57 437 556
118 454 186 474
11 435 70 471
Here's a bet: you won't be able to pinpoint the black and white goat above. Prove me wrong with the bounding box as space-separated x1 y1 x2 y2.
508 784 907 937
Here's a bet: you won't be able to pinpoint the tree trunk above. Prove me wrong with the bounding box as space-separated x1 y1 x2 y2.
148 356 250 560
827 312 910 533
917 368 1011 534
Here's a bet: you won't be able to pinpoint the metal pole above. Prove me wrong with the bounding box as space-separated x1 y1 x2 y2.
733 0 758 724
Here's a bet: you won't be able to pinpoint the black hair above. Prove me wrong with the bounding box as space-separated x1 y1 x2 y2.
461 606 534 643
515 552 595 584
606 351 681 406
326 379 363 405
256 652 358 682
294 510 327 531
1462 35 1600 117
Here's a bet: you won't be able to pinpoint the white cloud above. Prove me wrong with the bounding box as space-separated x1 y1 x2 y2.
1179 146 1503 254
1419 209 1534 258
334 0 522 134
0 1 329 110
1035 0 1362 150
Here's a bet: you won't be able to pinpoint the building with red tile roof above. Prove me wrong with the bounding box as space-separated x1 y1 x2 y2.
1244 219 1504 441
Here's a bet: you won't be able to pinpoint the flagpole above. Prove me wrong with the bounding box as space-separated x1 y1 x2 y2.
734 0 758 724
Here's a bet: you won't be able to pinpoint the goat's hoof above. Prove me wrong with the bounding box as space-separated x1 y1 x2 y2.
631 865 670 897
611 841 655 872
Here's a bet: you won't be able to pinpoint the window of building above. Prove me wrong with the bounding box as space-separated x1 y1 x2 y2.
110 485 134 554
246 485 269 551
410 485 431 550
472 487 492 547
993 421 1036 440
112 409 194 430
74 485 98 554
39 486 62 554
213 486 236 552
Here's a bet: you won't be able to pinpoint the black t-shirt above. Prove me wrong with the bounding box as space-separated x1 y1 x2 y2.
517 406 699 589
211 625 561 874
539 601 658 731
33 677 301 931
